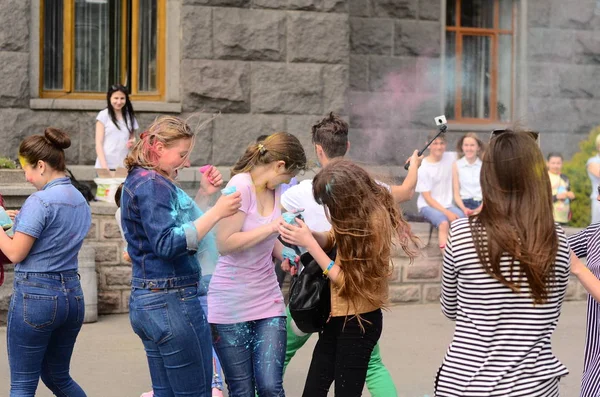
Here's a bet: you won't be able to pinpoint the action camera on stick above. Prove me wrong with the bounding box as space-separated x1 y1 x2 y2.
404 115 448 170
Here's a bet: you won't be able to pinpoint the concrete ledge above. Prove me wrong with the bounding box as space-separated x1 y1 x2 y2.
30 99 182 113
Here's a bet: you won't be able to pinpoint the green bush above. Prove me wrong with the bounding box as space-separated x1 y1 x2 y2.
562 126 600 227
0 157 17 169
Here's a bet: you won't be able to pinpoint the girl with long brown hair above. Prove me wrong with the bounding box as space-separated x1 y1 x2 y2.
436 130 570 396
279 159 417 397
208 131 306 397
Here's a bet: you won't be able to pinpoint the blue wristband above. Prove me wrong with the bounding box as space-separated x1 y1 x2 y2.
323 260 334 276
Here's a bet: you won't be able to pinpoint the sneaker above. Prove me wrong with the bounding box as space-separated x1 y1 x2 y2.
140 392 153 397
212 387 224 397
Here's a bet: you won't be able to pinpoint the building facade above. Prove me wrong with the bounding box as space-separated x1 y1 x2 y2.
1 0 599 169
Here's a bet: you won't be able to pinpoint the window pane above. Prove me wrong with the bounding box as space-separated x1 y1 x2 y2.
445 32 456 120
43 0 64 90
138 0 158 93
461 35 491 119
74 0 122 92
497 35 512 122
460 0 493 28
499 0 513 30
447 0 457 26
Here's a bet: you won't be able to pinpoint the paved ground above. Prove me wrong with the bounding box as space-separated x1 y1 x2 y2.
0 301 588 397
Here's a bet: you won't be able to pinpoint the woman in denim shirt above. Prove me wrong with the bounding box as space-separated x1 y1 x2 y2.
0 128 91 397
121 116 241 397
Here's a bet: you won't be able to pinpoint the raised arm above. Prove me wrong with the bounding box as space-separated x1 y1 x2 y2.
390 150 423 203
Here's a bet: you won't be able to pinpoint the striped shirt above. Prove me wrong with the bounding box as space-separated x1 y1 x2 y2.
437 218 570 396
568 222 600 397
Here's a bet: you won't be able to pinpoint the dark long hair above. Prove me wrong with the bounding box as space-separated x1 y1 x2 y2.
107 84 136 136
470 129 558 304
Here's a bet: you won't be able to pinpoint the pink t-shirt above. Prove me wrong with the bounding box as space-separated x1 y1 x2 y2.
208 173 285 324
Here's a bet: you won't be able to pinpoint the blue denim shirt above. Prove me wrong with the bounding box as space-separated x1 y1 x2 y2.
14 177 91 272
122 167 217 289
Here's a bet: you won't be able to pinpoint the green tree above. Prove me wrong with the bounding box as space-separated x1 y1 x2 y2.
562 126 600 227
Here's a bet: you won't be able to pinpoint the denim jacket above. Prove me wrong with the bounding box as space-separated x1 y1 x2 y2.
122 167 217 290
14 177 91 273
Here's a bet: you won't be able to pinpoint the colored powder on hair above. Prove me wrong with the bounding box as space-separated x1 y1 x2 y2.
18 155 27 169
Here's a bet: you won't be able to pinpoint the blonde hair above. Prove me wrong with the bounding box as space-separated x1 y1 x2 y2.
595 134 600 150
124 116 195 174
231 132 307 177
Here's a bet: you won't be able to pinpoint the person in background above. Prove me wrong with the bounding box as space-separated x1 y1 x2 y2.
547 153 574 225
2 127 91 397
95 84 139 171
416 134 464 250
587 135 600 223
113 183 131 263
452 132 484 216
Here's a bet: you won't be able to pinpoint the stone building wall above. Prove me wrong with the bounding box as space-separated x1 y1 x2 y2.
1 1 598 166
526 0 600 158
347 0 443 166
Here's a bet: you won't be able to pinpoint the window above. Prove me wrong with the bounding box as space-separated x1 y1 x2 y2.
40 0 165 100
445 0 516 123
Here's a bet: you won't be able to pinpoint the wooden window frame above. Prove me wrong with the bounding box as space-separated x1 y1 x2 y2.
445 0 516 124
39 0 166 101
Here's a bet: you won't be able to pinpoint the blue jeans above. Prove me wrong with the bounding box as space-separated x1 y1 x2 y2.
7 271 86 397
129 285 213 397
211 317 286 397
420 205 465 227
198 275 224 390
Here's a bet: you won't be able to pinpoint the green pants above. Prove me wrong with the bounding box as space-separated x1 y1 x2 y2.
284 306 398 397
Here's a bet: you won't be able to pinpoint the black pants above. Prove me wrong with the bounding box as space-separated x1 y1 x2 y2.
302 309 383 397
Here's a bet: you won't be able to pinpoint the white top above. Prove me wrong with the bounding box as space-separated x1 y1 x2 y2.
281 178 391 233
416 151 457 210
281 179 333 232
456 157 482 201
95 108 139 169
438 218 569 396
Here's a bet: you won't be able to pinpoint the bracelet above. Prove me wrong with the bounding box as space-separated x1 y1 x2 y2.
323 260 334 276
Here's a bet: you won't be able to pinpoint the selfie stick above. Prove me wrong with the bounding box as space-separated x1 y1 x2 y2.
404 116 448 171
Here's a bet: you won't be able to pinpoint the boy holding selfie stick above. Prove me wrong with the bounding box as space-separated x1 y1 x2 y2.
415 116 465 251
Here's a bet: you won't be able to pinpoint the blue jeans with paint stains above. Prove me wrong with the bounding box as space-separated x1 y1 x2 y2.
129 285 213 397
211 317 286 397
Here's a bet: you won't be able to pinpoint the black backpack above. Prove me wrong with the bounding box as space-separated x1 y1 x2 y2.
66 168 94 202
288 247 336 334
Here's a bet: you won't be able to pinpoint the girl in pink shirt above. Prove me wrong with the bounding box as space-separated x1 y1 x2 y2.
208 132 306 397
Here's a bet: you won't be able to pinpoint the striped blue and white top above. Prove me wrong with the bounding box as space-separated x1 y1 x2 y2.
568 222 600 397
436 218 570 397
